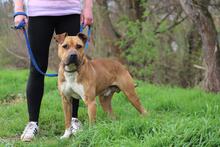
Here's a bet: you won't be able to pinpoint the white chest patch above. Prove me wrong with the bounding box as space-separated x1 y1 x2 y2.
61 72 85 100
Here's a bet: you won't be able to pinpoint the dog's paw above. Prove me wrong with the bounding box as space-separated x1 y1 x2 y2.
60 128 72 139
141 110 148 117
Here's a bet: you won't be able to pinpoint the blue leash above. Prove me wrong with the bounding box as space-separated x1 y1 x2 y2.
80 23 91 51
14 12 91 77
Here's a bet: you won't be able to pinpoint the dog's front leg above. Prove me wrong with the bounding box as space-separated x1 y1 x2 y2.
60 95 72 139
84 95 96 124
87 99 96 124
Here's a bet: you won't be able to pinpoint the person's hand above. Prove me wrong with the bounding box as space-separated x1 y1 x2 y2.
14 14 28 27
81 6 93 27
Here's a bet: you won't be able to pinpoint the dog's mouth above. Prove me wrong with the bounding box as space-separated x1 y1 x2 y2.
63 54 81 72
64 64 77 72
66 53 82 65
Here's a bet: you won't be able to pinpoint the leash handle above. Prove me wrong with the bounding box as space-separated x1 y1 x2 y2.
13 12 27 18
80 23 91 50
13 12 27 30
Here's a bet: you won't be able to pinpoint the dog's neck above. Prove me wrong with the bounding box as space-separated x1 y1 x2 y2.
64 70 78 80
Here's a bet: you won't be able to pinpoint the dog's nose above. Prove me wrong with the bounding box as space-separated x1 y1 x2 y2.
67 54 78 65
70 54 77 60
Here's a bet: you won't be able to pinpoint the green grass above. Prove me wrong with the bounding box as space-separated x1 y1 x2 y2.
0 69 220 146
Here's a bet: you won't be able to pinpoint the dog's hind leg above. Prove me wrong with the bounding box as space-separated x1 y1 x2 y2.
60 96 73 139
117 72 147 116
99 94 116 119
123 87 147 115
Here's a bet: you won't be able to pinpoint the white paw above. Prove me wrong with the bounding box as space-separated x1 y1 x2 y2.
60 128 72 139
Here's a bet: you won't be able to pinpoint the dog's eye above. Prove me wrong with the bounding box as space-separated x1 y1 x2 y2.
76 44 82 49
62 44 69 49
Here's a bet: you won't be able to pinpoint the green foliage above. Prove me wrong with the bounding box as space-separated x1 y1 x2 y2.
0 70 220 146
118 2 203 87
118 16 159 81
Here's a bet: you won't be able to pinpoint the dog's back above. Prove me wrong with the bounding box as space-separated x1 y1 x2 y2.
90 58 128 76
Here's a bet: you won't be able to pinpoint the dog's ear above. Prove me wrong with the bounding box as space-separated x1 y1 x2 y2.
77 33 87 44
54 32 68 44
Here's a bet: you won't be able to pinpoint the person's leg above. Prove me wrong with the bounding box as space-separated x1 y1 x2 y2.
55 14 80 118
21 16 55 141
27 16 55 122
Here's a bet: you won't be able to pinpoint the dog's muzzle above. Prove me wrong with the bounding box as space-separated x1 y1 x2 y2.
65 54 78 66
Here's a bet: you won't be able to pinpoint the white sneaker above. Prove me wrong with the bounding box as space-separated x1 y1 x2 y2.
60 127 72 139
20 122 39 142
71 117 82 134
60 118 82 139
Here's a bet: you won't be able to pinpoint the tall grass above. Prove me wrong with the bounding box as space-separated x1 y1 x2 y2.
0 70 220 146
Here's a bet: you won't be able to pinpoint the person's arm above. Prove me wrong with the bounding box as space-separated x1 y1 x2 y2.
13 0 28 26
81 0 93 26
14 0 24 12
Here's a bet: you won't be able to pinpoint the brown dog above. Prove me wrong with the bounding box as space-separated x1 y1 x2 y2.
54 33 147 139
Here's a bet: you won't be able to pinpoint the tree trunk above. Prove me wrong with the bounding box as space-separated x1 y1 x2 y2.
180 0 220 92
92 0 142 58
92 0 121 57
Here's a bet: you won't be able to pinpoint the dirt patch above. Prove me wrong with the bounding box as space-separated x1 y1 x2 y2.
0 93 25 105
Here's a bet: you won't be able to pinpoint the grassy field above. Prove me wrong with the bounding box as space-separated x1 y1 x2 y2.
0 69 220 147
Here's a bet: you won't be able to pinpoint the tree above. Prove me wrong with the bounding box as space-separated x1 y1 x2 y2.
180 0 220 92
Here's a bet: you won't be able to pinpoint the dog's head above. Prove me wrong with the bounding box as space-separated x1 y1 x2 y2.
54 33 87 71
